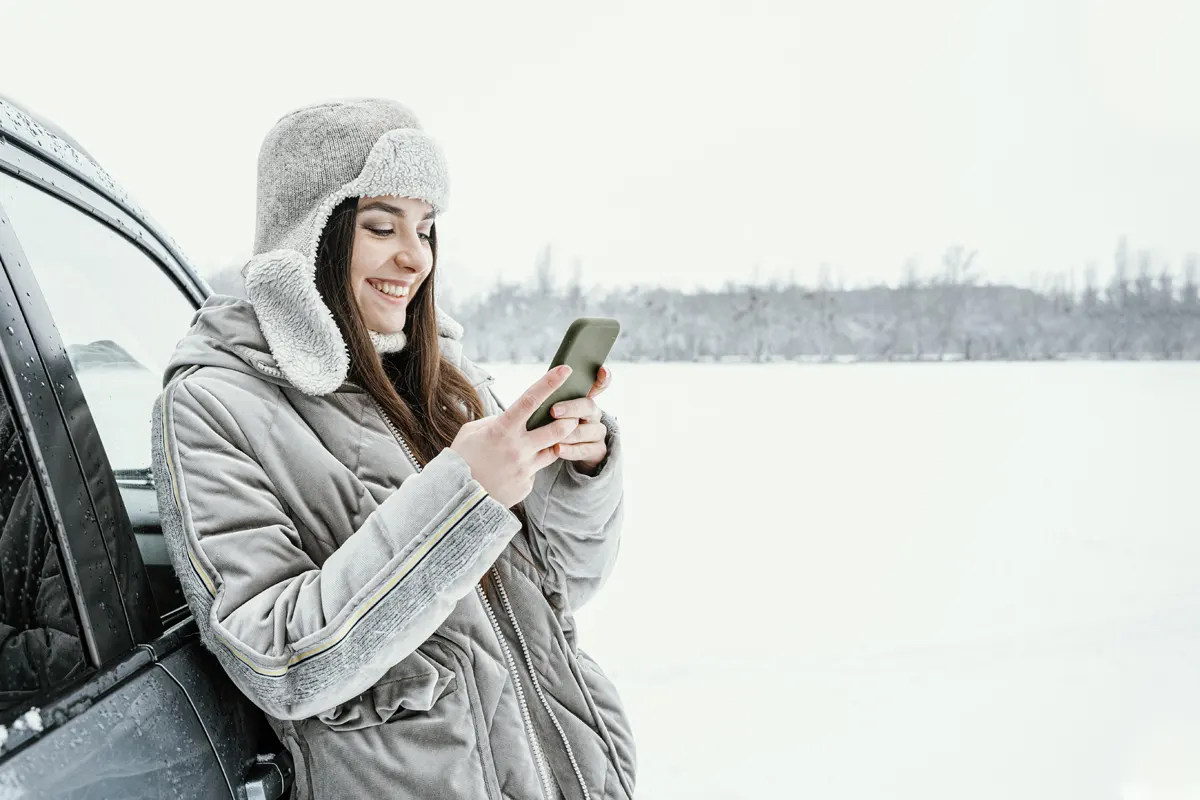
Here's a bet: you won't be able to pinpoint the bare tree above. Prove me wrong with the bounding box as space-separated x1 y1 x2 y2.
934 245 978 358
566 257 585 314
1108 236 1130 310
1081 263 1099 311
1134 250 1155 307
1182 255 1199 307
733 287 771 362
899 258 926 358
533 244 555 300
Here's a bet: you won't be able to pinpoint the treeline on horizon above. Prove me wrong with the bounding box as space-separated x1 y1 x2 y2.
204 238 1200 363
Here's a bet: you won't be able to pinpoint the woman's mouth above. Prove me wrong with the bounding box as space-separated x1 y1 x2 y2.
367 278 411 303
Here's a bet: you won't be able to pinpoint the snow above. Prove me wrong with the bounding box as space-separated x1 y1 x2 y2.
11 709 42 736
482 361 1200 799
0 708 44 755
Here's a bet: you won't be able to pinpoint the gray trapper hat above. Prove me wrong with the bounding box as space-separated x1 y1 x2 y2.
242 98 463 396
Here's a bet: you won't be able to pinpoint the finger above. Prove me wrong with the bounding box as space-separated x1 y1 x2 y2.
586 366 612 399
527 416 579 452
554 441 607 462
502 365 572 430
551 397 598 422
558 422 607 445
532 444 562 472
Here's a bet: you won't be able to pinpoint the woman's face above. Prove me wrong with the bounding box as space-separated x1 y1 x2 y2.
350 195 435 334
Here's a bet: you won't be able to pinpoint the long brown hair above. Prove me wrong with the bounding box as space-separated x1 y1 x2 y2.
313 197 533 593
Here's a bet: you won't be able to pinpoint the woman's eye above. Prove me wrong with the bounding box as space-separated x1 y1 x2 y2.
365 226 428 242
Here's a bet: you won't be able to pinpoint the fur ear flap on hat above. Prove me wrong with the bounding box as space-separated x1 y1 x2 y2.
243 98 460 396
243 248 349 396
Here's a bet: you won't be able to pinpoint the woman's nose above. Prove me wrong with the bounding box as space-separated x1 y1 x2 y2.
393 246 426 273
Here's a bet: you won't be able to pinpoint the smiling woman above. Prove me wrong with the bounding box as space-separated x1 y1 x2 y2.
151 97 633 800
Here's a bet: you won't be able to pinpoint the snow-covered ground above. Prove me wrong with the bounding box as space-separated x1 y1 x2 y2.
483 361 1200 800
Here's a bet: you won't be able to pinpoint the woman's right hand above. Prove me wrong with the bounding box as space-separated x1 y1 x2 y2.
450 365 580 508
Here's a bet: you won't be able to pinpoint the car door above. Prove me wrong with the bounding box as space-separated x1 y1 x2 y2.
0 135 288 798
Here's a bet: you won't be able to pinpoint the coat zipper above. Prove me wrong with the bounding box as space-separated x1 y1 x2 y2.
477 583 557 800
490 567 592 800
373 400 557 799
373 399 423 472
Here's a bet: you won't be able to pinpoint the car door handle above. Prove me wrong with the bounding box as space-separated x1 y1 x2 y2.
241 750 294 800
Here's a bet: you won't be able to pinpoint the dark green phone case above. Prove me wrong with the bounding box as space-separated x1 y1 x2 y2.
526 317 621 431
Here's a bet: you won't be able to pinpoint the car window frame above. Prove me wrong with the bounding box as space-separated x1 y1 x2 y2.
0 215 103 675
0 136 208 657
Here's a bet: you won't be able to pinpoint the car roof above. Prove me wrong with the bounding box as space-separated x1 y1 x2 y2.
0 92 97 161
0 92 202 286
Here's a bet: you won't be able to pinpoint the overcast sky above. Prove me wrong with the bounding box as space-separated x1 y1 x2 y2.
2 0 1199 296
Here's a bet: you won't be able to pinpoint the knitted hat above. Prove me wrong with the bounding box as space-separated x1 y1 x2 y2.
242 97 463 396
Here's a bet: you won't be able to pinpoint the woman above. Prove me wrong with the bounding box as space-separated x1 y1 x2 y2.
151 98 636 799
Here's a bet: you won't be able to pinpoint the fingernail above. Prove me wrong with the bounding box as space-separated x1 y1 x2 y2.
552 405 562 417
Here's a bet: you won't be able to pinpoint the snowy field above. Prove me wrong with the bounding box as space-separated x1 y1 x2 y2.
483 362 1200 800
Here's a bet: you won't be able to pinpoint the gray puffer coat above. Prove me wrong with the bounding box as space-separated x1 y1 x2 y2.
150 295 636 799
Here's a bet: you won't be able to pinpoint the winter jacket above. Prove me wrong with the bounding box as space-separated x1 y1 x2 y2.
149 294 636 799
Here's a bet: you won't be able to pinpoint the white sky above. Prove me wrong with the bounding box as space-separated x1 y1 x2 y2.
2 0 1199 295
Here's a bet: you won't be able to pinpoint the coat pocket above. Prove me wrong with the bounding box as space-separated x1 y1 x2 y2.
300 636 502 800
577 648 638 796
315 646 456 731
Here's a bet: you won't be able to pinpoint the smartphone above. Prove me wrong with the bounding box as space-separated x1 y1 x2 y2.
526 317 621 431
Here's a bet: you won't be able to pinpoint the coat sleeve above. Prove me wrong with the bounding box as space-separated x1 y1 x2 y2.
483 382 625 619
151 376 521 721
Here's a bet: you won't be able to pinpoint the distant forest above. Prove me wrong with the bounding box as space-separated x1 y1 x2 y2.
205 238 1200 363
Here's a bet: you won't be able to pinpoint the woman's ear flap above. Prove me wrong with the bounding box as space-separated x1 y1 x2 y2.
244 248 350 396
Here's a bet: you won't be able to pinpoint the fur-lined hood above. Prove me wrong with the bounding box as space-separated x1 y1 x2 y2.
165 294 481 393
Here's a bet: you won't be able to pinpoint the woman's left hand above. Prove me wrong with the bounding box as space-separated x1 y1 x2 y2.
549 366 612 475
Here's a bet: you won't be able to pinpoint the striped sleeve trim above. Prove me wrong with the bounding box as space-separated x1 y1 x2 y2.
162 381 489 670
154 378 519 713
216 494 517 711
222 488 488 676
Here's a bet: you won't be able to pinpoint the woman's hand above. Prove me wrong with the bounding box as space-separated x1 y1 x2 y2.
549 366 612 475
450 366 580 507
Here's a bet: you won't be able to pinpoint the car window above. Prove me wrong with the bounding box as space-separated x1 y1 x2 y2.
0 369 89 716
0 172 196 623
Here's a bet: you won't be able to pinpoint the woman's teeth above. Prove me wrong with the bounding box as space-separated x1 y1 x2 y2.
369 280 409 298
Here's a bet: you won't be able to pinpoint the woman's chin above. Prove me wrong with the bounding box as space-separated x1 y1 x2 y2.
362 309 406 335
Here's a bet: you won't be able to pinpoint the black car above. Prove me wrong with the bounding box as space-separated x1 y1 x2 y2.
0 93 291 799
